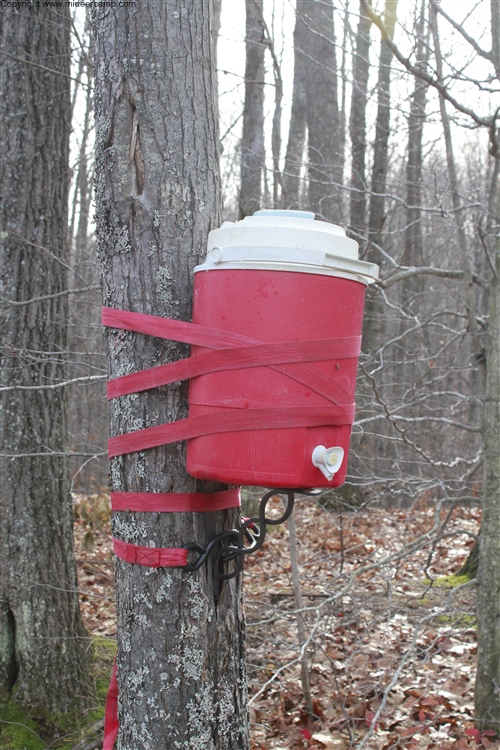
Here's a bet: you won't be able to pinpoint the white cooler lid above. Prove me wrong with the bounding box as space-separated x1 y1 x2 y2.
194 210 379 285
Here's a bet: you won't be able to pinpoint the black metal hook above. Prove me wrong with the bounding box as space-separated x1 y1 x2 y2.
184 488 318 592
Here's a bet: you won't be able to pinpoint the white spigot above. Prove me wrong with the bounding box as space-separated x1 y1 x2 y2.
311 445 344 481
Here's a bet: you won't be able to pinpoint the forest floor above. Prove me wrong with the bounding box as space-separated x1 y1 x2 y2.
69 490 497 750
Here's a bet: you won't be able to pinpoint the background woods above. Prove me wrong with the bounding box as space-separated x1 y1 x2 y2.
0 0 498 747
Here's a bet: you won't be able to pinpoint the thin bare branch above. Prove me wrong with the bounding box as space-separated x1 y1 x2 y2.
360 0 500 156
430 0 496 69
0 375 106 393
382 265 489 290
1 286 99 308
0 50 90 88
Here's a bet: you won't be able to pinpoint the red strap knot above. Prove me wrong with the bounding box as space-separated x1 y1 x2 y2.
112 538 189 568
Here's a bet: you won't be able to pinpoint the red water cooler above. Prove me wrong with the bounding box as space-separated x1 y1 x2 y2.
186 210 378 489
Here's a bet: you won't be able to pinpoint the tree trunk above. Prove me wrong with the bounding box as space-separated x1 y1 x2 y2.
401 0 429 307
0 7 93 712
353 0 397 484
239 0 266 219
349 1 371 239
262 24 283 208
394 0 431 478
282 4 308 209
475 2 500 727
362 0 398 354
302 0 341 222
367 0 398 245
338 0 351 221
491 0 500 80
213 0 222 44
475 237 500 732
92 1 249 747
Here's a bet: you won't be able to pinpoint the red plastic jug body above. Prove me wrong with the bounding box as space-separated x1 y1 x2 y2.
186 267 366 488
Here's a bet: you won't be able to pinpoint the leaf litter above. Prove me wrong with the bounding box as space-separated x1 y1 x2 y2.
73 492 494 749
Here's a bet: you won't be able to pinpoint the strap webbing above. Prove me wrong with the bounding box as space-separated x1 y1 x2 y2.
102 305 251 348
103 658 119 750
104 306 359 407
107 490 239 749
104 304 356 461
107 336 361 399
111 488 240 512
108 405 354 458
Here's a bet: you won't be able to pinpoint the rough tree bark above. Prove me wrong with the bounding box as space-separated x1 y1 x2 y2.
0 7 93 712
475 232 500 732
92 1 249 747
239 0 266 219
474 0 500 729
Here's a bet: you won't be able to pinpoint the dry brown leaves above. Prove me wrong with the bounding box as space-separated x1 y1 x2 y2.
73 492 494 749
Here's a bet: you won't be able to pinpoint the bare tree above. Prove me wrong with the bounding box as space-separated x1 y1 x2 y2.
367 0 398 246
240 0 266 218
0 5 93 713
349 0 372 238
302 0 342 221
282 3 308 209
362 0 398 356
67 18 108 492
400 0 430 312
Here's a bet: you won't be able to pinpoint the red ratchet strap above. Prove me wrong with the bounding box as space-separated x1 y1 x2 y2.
103 307 359 459
111 488 240 513
111 488 240 567
104 306 360 404
109 405 354 458
111 488 240 570
103 658 118 750
107 337 361 399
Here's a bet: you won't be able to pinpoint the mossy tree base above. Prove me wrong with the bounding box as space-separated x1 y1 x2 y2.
0 638 115 750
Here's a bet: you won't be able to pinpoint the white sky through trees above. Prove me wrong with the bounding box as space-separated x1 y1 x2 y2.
217 0 497 212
